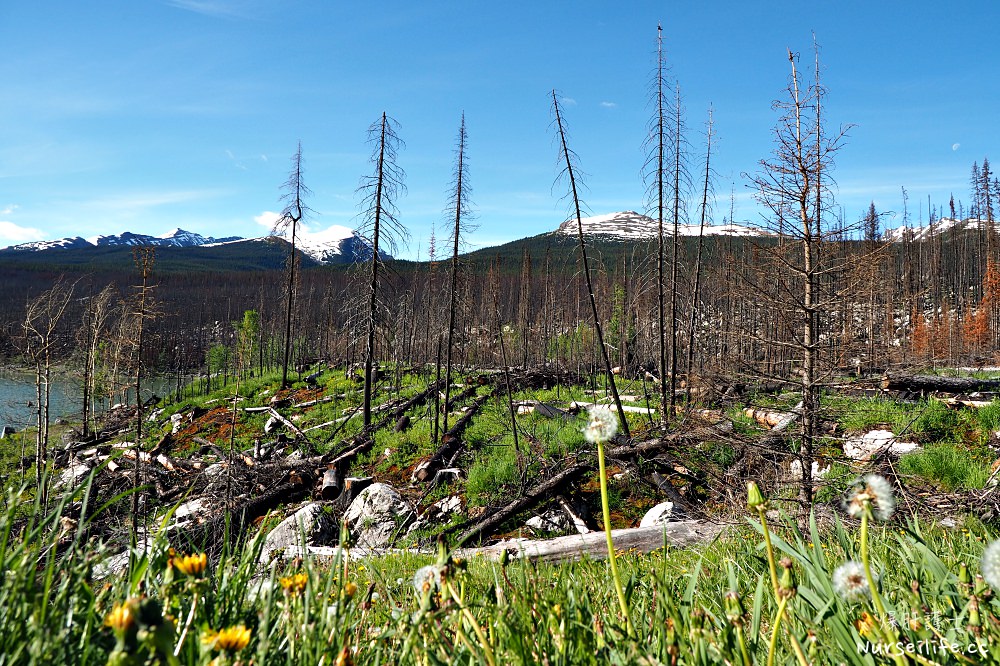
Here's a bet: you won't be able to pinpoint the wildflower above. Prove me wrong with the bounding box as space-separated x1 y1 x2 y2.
280 572 309 595
203 625 251 653
833 561 873 602
854 611 877 637
104 600 136 633
344 582 358 599
169 552 207 577
981 539 1000 591
412 564 443 594
583 404 618 444
844 474 895 521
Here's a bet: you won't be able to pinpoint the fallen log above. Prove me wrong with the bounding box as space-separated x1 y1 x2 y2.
882 372 1000 394
416 392 493 482
266 407 311 444
744 407 795 428
455 464 591 545
456 520 723 563
274 520 723 565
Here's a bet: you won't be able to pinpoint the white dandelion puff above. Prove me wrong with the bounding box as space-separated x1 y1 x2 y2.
833 561 872 602
982 539 1000 591
412 565 443 594
583 404 618 444
844 474 895 521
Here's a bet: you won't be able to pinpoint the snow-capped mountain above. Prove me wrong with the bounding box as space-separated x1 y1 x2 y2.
883 217 987 242
7 228 242 252
555 210 767 240
264 223 389 264
1 224 388 265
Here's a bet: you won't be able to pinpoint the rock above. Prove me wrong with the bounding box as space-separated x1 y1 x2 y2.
262 503 335 556
639 501 676 527
425 495 462 523
57 459 92 488
533 403 572 419
344 483 415 548
844 429 920 460
0 425 16 438
54 417 70 426
170 412 184 434
525 510 571 534
789 459 831 481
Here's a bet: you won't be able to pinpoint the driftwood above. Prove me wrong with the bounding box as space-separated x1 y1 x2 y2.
456 520 724 563
882 372 1000 394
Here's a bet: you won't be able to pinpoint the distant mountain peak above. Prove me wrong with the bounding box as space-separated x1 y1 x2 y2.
1 223 387 265
555 210 767 239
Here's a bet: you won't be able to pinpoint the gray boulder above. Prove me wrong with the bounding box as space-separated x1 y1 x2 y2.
639 501 676 528
344 483 415 548
526 510 571 534
262 503 335 557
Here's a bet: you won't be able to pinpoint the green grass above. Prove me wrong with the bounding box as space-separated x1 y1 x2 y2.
897 442 994 491
5 477 1000 665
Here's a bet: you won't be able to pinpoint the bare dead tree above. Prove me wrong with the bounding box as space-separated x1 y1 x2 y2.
130 247 156 535
747 46 847 513
642 23 672 424
23 277 76 504
551 90 630 437
685 109 715 403
78 283 118 440
443 114 475 437
273 142 313 389
356 113 406 427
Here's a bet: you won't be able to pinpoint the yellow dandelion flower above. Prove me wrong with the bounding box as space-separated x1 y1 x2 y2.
104 600 135 632
854 612 877 638
280 572 309 595
170 552 207 577
343 582 358 599
203 625 252 653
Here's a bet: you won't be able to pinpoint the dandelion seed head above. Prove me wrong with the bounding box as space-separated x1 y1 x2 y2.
981 539 1000 591
583 405 618 444
413 564 443 594
833 561 872 602
844 474 895 521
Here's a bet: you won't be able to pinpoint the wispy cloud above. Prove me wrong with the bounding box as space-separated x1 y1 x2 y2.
560 97 577 106
600 101 617 109
0 220 45 245
81 190 226 213
165 0 248 18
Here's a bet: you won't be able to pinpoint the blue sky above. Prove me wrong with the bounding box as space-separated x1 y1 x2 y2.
1 1 997 258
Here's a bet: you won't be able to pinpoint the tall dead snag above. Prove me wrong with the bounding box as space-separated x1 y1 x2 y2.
642 24 672 424
551 91 630 437
685 110 714 404
23 277 75 504
131 247 156 530
444 114 474 437
273 142 312 389
356 113 406 427
748 46 846 514
642 25 687 422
